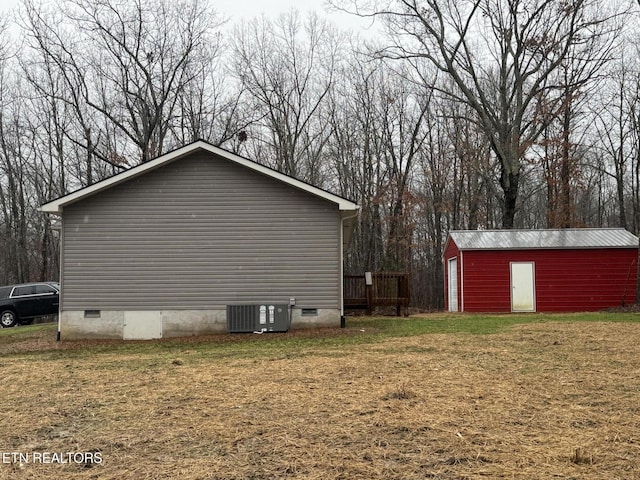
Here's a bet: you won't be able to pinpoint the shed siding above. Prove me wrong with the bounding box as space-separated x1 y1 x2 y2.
61 152 341 310
461 248 638 312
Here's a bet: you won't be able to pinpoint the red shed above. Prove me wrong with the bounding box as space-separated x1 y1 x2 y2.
444 228 639 312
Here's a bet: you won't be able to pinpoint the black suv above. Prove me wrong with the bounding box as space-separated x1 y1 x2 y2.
0 282 60 328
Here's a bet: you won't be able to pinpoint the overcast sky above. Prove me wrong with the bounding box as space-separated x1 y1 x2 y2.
0 0 377 34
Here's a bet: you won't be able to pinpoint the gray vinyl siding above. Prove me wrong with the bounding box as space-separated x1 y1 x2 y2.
61 152 341 310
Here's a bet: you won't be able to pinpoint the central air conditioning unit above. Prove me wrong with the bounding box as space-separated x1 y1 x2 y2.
227 304 290 333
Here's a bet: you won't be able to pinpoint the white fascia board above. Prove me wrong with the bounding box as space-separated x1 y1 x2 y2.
40 144 194 214
40 141 359 214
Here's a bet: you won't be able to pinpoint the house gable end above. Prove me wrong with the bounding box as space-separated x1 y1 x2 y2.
60 152 343 311
41 140 358 214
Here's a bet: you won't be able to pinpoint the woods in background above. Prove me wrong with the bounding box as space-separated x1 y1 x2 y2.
1 0 639 309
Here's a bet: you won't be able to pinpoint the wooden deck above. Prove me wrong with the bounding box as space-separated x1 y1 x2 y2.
344 272 410 316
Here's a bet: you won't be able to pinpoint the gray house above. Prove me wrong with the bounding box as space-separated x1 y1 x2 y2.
41 141 359 340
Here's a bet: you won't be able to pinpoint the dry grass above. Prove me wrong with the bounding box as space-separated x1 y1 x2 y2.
1 319 640 479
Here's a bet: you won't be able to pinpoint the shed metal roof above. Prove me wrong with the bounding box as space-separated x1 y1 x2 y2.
449 228 639 250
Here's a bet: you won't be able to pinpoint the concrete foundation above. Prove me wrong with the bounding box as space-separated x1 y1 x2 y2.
59 307 340 340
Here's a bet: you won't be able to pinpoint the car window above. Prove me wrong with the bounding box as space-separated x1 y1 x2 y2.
35 285 57 294
0 287 12 299
13 285 36 296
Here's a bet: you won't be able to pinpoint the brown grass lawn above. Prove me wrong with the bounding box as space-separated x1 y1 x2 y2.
1 318 639 479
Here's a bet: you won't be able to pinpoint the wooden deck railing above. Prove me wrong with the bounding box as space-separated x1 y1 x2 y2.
344 272 410 316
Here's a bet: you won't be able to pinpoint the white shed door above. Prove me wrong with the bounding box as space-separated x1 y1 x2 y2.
123 312 163 339
511 262 535 312
448 258 459 312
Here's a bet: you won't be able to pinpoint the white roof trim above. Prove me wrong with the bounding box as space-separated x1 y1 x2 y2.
41 141 359 214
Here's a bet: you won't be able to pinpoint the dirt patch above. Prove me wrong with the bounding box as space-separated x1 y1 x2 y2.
1 321 639 479
603 303 640 313
0 324 366 356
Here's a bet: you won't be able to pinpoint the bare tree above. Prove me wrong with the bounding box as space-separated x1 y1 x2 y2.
591 59 640 230
0 18 27 283
0 17 59 282
327 54 386 273
375 65 430 271
26 0 223 165
21 0 115 188
171 52 255 150
336 0 622 228
232 11 343 183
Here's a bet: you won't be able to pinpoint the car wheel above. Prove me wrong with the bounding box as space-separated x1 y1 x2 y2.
1 310 18 328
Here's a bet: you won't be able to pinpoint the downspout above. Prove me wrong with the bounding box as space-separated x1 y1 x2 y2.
340 210 359 328
51 215 63 341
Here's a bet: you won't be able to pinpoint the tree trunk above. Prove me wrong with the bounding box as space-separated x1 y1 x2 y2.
559 103 572 228
500 163 520 229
